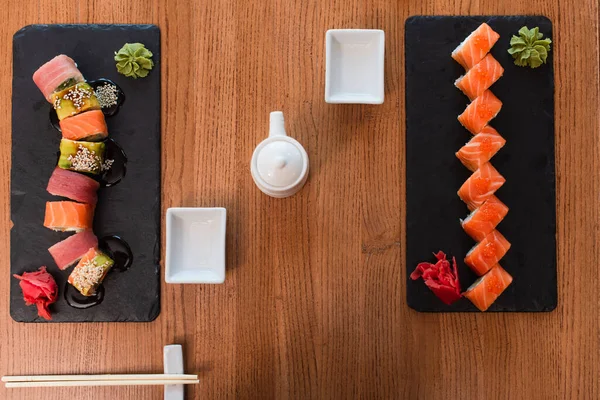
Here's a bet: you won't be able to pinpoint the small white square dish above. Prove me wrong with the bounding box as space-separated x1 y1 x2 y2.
325 29 385 104
166 207 227 284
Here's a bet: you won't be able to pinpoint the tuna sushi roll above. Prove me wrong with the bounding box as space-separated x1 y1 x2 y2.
451 23 500 70
457 90 502 135
455 53 504 100
456 126 506 172
52 82 100 120
68 247 114 296
47 167 100 205
48 230 98 270
457 162 505 210
463 264 513 311
43 201 94 232
59 110 108 142
461 195 509 241
464 230 511 276
32 55 84 102
58 139 106 175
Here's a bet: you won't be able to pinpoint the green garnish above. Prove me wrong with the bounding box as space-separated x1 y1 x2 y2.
114 43 154 78
507 26 552 68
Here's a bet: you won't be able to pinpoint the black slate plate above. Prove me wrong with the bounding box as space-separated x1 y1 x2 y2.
405 16 556 312
10 24 161 322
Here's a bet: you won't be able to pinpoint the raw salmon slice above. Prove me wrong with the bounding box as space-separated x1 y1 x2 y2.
456 126 506 171
59 110 108 141
455 53 504 100
461 195 509 241
43 201 94 232
457 162 505 210
47 167 100 205
451 23 500 70
48 230 98 270
464 230 511 276
463 264 513 311
32 55 84 102
458 90 502 134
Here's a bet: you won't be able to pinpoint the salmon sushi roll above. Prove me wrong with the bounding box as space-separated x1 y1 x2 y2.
458 162 505 210
59 110 108 141
32 55 85 102
43 201 95 232
457 90 502 134
455 53 504 100
461 195 509 241
451 23 500 70
464 230 511 276
456 126 506 172
463 264 513 311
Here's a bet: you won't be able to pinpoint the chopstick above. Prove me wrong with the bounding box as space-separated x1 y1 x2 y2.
2 374 197 382
2 374 199 388
5 379 199 388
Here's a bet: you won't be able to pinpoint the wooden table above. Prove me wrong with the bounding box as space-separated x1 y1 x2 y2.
1 1 598 399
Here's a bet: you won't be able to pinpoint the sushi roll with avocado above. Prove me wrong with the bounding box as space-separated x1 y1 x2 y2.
58 139 106 175
52 82 100 120
32 55 85 102
68 247 114 296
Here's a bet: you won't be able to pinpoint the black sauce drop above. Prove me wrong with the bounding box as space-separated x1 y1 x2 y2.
98 138 127 187
49 78 125 132
49 108 60 131
64 283 105 309
99 235 133 272
89 78 126 117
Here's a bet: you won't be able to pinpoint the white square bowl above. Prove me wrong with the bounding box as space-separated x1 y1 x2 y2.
166 207 227 284
325 29 385 104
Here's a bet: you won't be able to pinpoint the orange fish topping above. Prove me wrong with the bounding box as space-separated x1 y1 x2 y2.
477 104 495 120
479 136 494 153
473 177 490 194
482 242 497 259
485 274 504 295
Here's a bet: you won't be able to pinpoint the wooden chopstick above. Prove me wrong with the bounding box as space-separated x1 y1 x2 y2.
2 374 197 383
4 379 199 388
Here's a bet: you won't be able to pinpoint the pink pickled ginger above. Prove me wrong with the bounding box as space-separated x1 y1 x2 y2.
13 266 58 320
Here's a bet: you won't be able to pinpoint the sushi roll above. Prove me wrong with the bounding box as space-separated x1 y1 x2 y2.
52 82 100 120
463 264 513 311
456 126 506 172
455 53 504 100
59 110 108 142
461 195 509 241
32 55 85 102
48 230 98 270
464 230 511 276
451 23 500 70
43 201 95 232
457 162 505 210
68 247 114 296
47 167 100 205
457 90 502 134
58 139 106 175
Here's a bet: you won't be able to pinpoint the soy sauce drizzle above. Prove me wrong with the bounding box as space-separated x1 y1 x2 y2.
64 235 133 310
49 78 125 131
64 283 105 309
99 235 133 272
98 138 127 187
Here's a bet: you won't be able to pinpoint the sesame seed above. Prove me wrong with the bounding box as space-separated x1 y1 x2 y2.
94 83 119 108
67 145 102 172
62 85 94 110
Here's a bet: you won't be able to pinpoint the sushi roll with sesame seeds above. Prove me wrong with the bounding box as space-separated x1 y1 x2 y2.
52 82 100 120
58 139 106 175
68 247 114 296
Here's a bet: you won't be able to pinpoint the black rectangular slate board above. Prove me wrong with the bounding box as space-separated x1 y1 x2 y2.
10 24 161 322
405 16 556 312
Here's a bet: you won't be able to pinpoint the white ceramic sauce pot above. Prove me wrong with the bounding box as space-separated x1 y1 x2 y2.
251 111 309 198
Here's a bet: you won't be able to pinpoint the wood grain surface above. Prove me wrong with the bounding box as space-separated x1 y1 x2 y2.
0 1 598 399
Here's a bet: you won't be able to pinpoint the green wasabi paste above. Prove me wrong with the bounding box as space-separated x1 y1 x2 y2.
114 43 154 78
507 26 552 68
